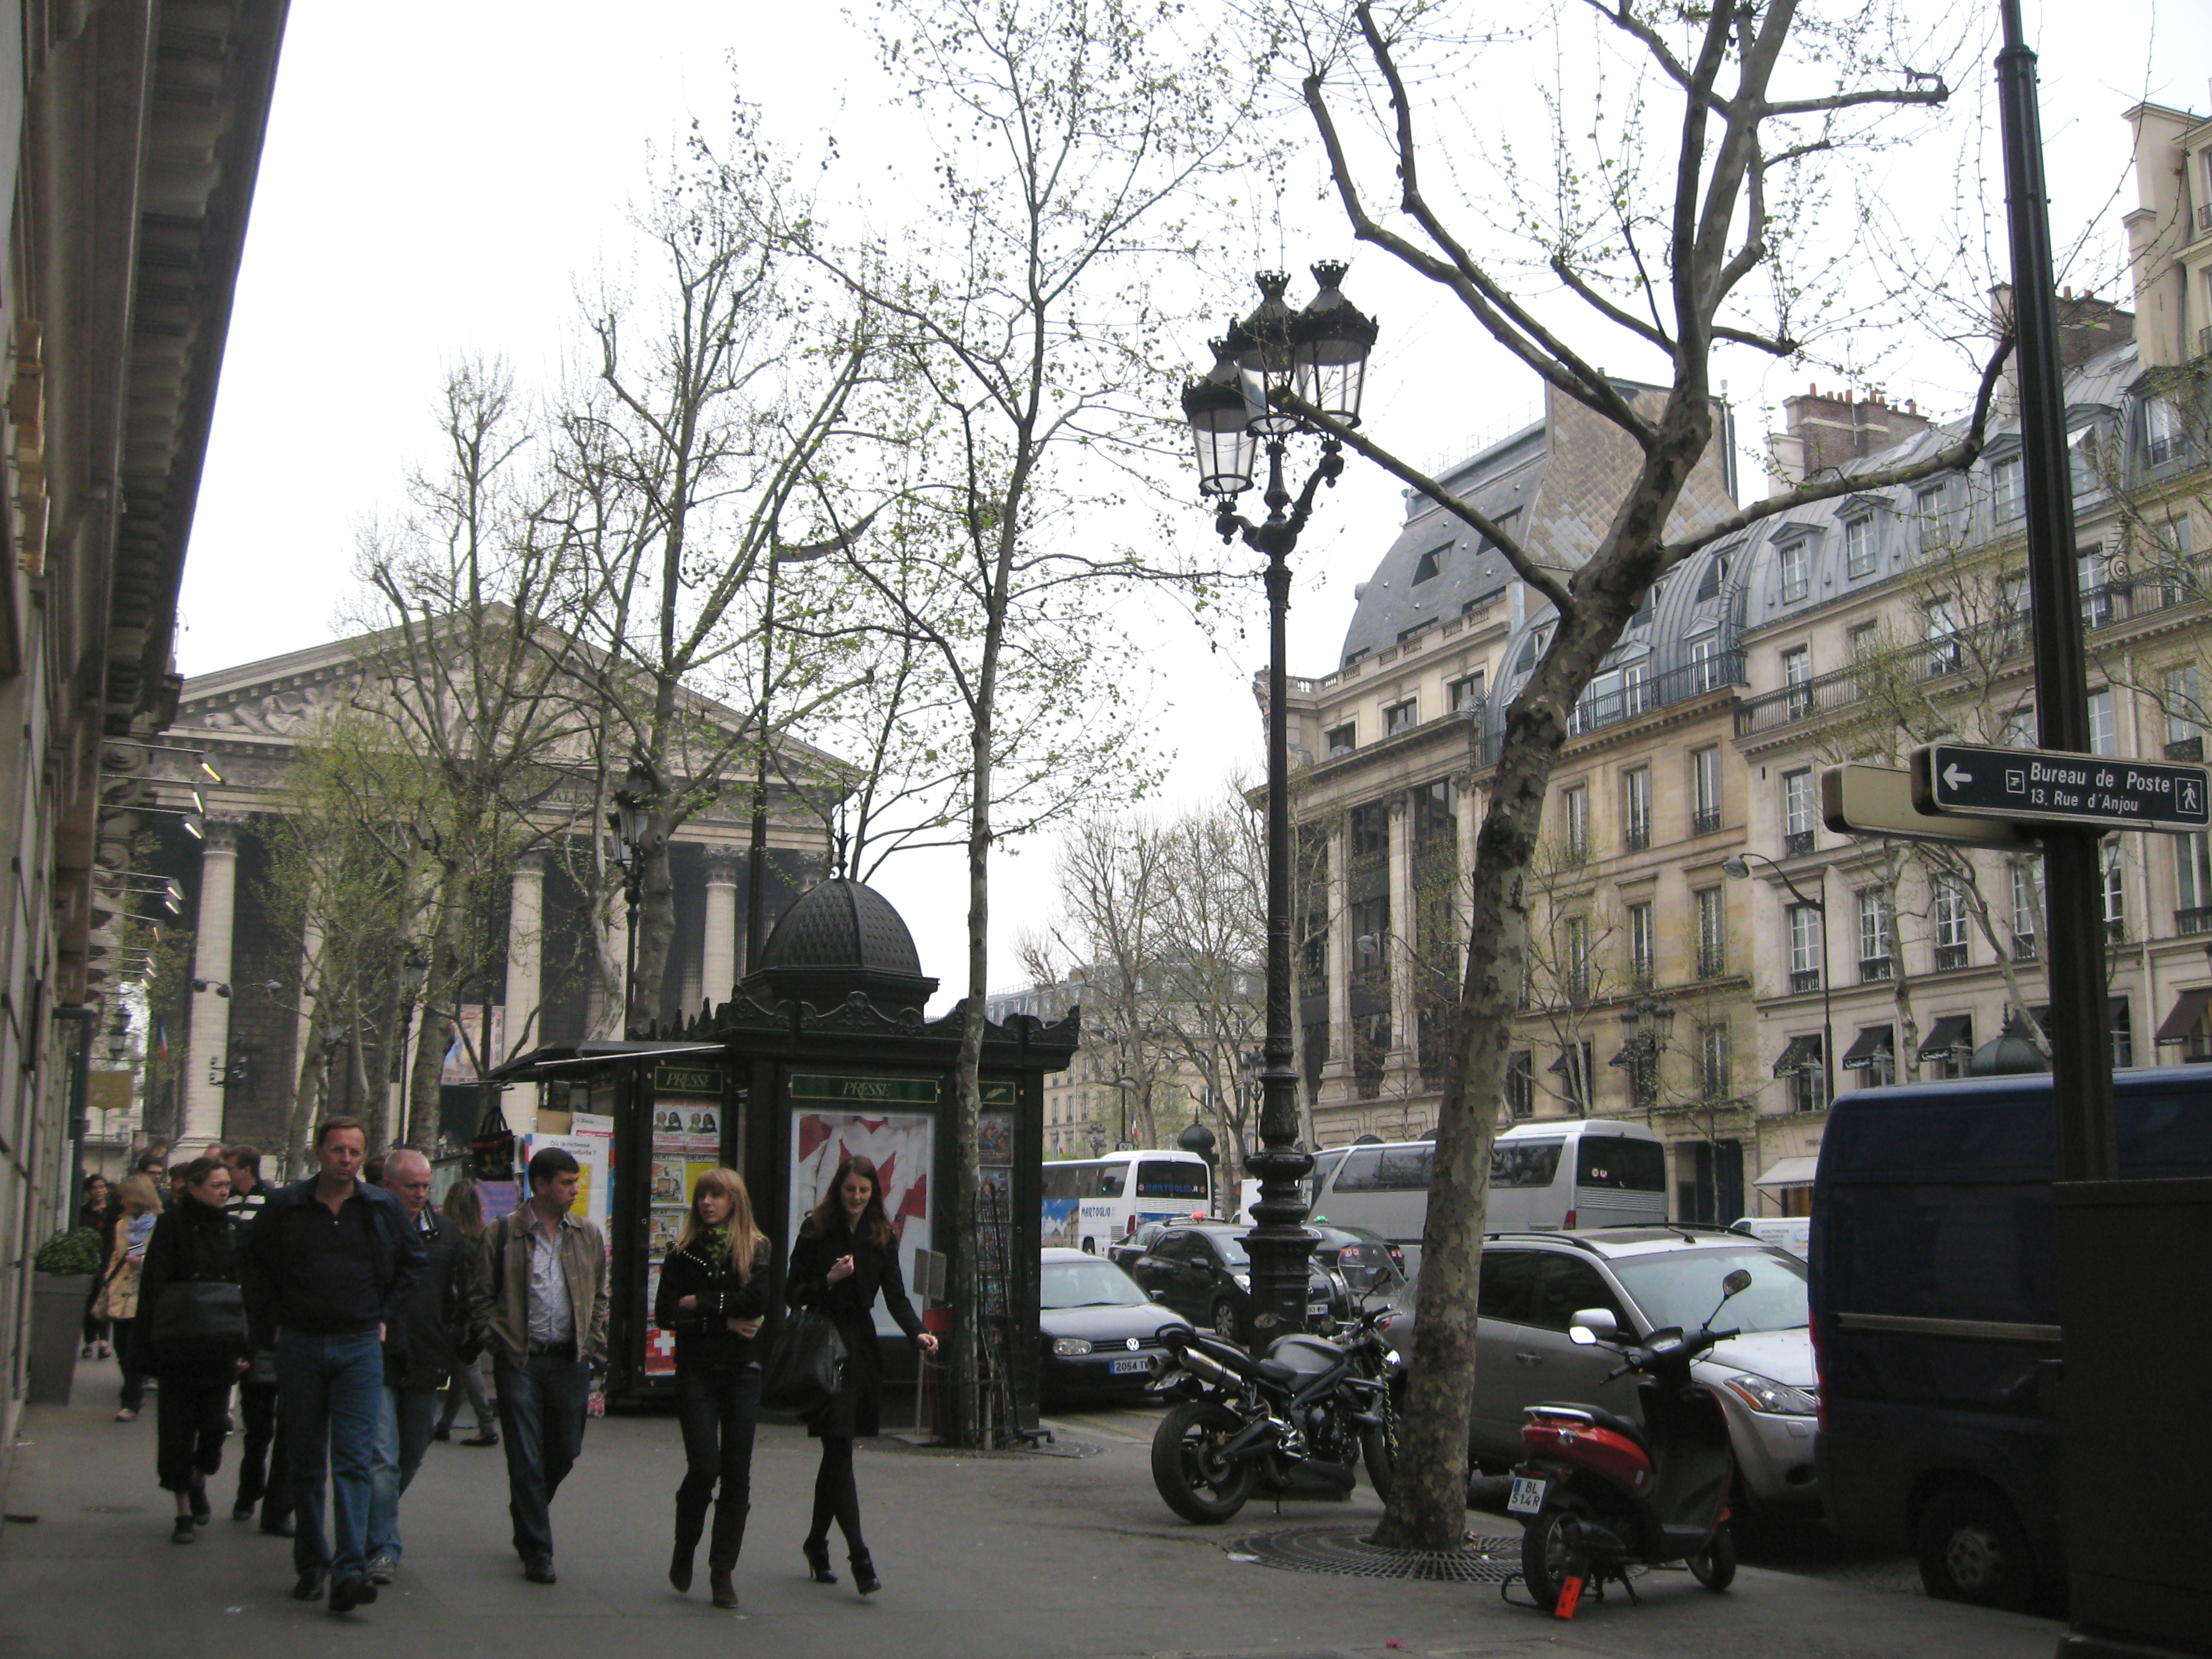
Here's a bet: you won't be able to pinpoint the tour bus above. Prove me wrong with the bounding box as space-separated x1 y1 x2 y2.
1039 1150 1213 1254
1308 1119 1669 1243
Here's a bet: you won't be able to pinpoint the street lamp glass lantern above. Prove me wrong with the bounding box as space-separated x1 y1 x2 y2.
1228 271 1303 437
1290 262 1376 427
1182 348 1256 497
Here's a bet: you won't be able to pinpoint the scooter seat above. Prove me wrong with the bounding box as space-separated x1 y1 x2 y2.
1533 1402 1651 1458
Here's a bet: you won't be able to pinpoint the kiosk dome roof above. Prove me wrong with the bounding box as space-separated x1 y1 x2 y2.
746 877 938 1011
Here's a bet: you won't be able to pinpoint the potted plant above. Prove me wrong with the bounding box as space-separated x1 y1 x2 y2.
28 1226 102 1405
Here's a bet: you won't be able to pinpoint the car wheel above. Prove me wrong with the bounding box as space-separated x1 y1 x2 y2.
1150 1400 1252 1524
1209 1299 1239 1342
1686 1521 1736 1591
1915 1486 2038 1610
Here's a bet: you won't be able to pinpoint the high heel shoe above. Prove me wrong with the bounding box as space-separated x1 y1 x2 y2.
850 1551 880 1595
802 1539 837 1583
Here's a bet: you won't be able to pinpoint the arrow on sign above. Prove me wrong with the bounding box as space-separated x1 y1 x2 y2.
1943 763 1974 791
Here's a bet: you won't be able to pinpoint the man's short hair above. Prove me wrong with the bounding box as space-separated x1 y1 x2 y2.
382 1147 431 1184
225 1144 262 1175
362 1153 386 1186
315 1116 366 1147
134 1150 166 1174
527 1145 581 1187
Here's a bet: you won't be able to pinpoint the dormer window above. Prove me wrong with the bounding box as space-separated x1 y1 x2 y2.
1695 556 1727 604
1326 722 1356 758
1412 543 1451 583
1385 699 1418 736
1449 672 1485 712
1992 455 2024 520
1844 517 1876 580
1779 540 1811 604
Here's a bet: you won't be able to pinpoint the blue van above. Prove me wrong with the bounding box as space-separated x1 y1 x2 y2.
1809 1066 2212 1610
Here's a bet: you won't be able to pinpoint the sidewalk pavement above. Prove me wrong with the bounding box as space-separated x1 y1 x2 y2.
4 1359 2062 1659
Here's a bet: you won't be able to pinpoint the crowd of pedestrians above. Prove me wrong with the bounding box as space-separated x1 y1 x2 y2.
84 1119 931 1617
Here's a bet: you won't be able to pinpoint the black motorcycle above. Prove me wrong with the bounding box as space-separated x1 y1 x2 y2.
1147 1303 1401 1524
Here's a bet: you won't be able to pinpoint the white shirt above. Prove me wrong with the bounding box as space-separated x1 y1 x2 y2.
525 1211 575 1347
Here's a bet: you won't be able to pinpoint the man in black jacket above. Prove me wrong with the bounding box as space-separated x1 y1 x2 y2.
239 1117 424 1616
363 1147 470 1584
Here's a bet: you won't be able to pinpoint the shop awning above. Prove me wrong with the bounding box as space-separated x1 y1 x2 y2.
1771 1034 1823 1078
1840 1025 1894 1071
1917 1015 1974 1059
1753 1155 1821 1188
2155 986 2212 1045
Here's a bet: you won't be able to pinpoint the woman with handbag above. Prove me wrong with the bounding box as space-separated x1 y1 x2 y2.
784 1154 937 1596
431 1177 498 1448
99 1174 163 1421
135 1157 250 1544
653 1169 771 1609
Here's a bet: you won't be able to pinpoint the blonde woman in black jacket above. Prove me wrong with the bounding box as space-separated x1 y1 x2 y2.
653 1169 771 1610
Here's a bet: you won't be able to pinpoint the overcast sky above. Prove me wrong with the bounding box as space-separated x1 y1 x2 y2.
179 2 2212 1009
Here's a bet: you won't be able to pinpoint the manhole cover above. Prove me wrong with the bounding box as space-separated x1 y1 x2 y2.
1229 1524 1523 1582
81 1504 146 1514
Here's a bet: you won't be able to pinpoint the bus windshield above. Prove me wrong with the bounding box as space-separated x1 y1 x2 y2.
1136 1159 1207 1199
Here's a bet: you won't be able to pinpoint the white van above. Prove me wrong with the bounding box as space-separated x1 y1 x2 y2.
1308 1119 1668 1243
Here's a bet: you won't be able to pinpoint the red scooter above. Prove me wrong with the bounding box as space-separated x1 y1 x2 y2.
1505 1268 1752 1618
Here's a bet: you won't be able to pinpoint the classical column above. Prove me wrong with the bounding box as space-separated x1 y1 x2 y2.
1457 776 1482 973
502 853 544 1061
183 819 243 1148
1324 824 1350 1084
587 897 630 1038
702 851 741 1006
1387 795 1416 1072
293 912 323 1127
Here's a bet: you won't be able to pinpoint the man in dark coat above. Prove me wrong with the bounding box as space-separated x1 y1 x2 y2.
363 1147 471 1583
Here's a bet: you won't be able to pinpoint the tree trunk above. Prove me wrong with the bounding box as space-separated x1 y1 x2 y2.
284 1001 328 1180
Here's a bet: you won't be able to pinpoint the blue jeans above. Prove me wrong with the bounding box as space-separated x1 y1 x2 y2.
493 1350 592 1564
275 1327 384 1582
366 1388 439 1564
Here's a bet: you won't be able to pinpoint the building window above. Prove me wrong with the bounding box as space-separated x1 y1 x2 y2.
1913 482 1948 550
1628 901 1654 988
1782 768 1816 856
1555 1040 1594 1112
1560 783 1588 863
2102 840 2126 944
1858 887 1892 981
2087 688 2115 757
1992 454 2024 520
1847 621 1881 662
2147 398 2184 466
1385 699 1418 736
2165 664 2203 760
1933 876 1970 971
1779 540 1811 604
1698 1021 1731 1102
1349 803 1387 861
1413 543 1449 583
1788 903 1823 993
2178 833 2212 933
1691 746 1722 834
1789 1037 1827 1114
1350 897 1390 980
2003 704 2036 747
1925 600 1961 676
2011 860 2043 960
1352 1014 1390 1099
1449 671 1485 713
1326 722 1356 758
1690 636 1727 692
1844 516 1876 578
2112 1001 2134 1069
1561 914 1590 1002
1623 766 1651 851
1506 1051 1533 1118
1781 644 1813 719
1696 886 1726 978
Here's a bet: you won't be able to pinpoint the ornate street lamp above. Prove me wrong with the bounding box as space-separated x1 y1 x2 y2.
1180 264 1376 1344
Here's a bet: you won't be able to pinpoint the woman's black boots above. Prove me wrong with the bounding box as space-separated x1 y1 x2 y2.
708 1503 748 1610
850 1549 880 1595
669 1493 709 1593
803 1536 837 1583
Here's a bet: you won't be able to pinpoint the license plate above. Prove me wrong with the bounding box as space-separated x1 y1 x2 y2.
1109 1356 1150 1375
1507 1476 1548 1516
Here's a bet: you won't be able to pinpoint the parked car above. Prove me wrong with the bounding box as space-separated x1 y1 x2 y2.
1127 1223 1346 1339
1376 1228 1819 1518
1107 1220 1171 1273
1305 1222 1407 1301
1037 1248 1193 1406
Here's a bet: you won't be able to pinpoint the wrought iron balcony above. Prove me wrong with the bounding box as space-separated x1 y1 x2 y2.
1859 955 1893 983
1790 968 1821 994
1696 945 1728 980
1783 830 1814 858
1624 825 1650 852
2177 906 2212 937
1567 650 1745 737
2011 935 2039 963
2168 736 2204 762
1933 942 1969 972
1692 807 1723 836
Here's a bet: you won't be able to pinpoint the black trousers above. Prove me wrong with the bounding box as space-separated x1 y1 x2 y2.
807 1435 864 1555
155 1373 231 1493
674 1360 760 1511
234 1375 291 1521
112 1317 146 1412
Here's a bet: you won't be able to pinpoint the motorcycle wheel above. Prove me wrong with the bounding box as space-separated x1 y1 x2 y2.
1686 1522 1736 1592
1360 1420 1396 1504
1518 1498 1586 1614
1151 1399 1253 1524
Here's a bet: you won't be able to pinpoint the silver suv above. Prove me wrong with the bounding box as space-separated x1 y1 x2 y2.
1381 1228 1819 1516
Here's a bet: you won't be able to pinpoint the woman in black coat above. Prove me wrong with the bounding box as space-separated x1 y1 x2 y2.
784 1154 937 1595
653 1168 772 1610
135 1157 249 1545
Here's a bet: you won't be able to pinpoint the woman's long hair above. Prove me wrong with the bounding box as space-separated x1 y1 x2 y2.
809 1155 892 1246
675 1168 765 1282
115 1173 162 1216
441 1176 485 1240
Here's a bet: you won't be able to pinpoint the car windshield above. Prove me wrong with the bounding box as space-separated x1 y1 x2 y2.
1609 1248 1808 1334
1040 1260 1150 1310
1208 1232 1249 1267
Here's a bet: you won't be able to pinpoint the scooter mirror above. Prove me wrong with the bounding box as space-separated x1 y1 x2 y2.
1568 1307 1619 1344
1722 1268 1753 1298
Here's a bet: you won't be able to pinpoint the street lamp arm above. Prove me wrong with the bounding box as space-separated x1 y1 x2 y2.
1729 848 1823 911
1212 439 1343 551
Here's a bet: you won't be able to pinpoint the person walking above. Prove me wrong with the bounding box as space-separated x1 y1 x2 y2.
78 1175 111 1359
784 1154 937 1596
365 1148 472 1584
470 1145 608 1586
135 1157 250 1544
240 1117 424 1615
654 1169 770 1609
223 1145 290 1533
431 1177 497 1448
98 1174 163 1421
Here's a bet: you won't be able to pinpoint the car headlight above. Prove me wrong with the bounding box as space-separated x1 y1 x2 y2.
1050 1337 1093 1357
1719 1371 1818 1415
1232 1273 1251 1291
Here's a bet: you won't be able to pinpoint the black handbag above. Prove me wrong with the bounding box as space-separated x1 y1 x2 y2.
150 1279 248 1354
760 1308 847 1415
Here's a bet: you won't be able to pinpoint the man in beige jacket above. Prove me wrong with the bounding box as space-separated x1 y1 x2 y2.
469 1145 608 1585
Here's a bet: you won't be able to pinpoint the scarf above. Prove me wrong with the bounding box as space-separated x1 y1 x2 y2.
123 1212 157 1258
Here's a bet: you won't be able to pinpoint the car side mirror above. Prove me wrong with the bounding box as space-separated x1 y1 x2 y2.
1568 1307 1619 1346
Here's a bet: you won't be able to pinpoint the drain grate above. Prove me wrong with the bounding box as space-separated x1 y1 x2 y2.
1229 1524 1524 1582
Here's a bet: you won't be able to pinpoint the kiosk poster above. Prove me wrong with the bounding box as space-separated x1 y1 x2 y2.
646 1093 723 1377
787 1073 935 1338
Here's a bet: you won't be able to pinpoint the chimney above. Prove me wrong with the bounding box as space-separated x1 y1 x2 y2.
1765 385 1936 493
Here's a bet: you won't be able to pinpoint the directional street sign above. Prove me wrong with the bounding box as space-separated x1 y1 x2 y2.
1821 764 2029 849
1914 742 2212 833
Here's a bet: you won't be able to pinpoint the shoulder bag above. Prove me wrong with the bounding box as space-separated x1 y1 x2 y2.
150 1279 248 1354
760 1307 847 1415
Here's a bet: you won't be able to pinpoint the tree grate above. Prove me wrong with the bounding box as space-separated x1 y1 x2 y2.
1228 1524 1525 1582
